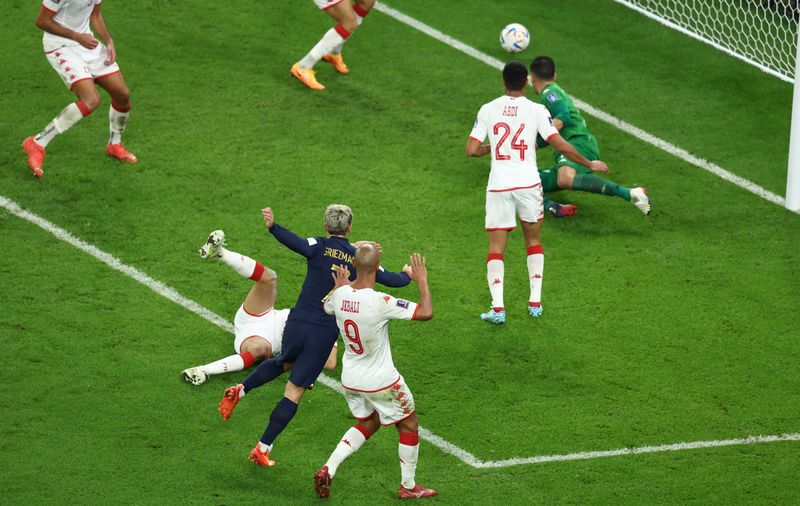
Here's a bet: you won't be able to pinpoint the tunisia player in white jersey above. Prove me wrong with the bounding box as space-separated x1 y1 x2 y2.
315 247 437 500
290 0 375 90
467 61 609 324
22 0 137 178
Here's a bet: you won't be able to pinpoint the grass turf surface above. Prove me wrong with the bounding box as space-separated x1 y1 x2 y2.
1 0 799 504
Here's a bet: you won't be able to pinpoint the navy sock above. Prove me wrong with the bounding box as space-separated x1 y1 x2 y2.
241 358 284 393
261 397 298 445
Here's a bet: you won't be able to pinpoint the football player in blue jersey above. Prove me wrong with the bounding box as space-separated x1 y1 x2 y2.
218 204 412 467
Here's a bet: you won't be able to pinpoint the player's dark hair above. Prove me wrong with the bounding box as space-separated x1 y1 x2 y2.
502 60 528 91
531 56 556 80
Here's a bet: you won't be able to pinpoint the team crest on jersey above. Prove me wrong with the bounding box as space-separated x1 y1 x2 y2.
546 92 559 103
383 295 391 303
396 299 410 309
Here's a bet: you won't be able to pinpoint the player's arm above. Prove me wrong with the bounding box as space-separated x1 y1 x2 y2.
542 92 569 131
406 253 432 320
375 265 411 288
466 137 490 157
89 3 116 64
548 134 609 173
35 5 99 49
262 207 318 258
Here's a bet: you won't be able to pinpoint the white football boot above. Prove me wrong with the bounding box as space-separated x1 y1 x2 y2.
199 230 226 259
182 367 208 386
630 187 651 216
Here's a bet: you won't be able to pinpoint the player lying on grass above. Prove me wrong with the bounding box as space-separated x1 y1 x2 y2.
181 230 337 386
217 205 412 468
529 56 651 218
23 0 137 178
291 0 375 90
467 60 608 324
314 247 437 500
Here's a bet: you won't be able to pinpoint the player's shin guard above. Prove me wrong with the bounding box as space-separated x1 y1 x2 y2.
325 424 371 476
526 245 544 307
299 25 350 69
202 351 255 375
398 431 420 489
241 358 283 393
330 5 369 54
34 101 92 148
108 102 130 145
486 253 505 312
261 397 298 446
573 174 631 201
219 248 265 280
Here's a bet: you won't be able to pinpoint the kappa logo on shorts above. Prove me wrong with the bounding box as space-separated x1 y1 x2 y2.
396 299 410 309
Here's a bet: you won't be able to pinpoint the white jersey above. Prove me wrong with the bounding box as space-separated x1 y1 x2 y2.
324 286 417 392
469 95 559 192
42 0 102 51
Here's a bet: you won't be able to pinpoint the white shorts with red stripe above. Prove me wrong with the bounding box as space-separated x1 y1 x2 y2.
44 43 120 89
344 375 416 426
232 306 289 356
314 0 345 10
485 184 544 230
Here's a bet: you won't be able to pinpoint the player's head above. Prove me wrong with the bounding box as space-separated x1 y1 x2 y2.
354 243 380 274
324 204 353 237
530 56 556 83
502 60 529 92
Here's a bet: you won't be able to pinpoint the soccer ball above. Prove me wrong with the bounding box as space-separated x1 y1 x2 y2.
500 23 530 53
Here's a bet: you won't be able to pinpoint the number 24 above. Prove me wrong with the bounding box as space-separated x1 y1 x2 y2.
493 122 528 161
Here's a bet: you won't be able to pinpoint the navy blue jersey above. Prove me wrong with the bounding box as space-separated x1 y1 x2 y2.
269 223 411 329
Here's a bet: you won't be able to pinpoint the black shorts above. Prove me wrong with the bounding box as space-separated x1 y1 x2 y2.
277 319 338 388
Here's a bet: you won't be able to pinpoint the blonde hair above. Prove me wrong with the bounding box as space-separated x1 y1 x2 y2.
324 204 352 236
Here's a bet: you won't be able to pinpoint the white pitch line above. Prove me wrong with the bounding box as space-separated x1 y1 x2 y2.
2 194 798 468
374 2 786 208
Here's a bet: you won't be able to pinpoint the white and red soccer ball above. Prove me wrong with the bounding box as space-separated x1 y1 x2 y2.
500 23 530 53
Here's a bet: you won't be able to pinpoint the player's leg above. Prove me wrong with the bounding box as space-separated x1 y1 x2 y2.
518 187 545 318
482 191 514 323
539 168 577 218
248 379 306 467
183 335 272 386
95 71 138 163
395 413 437 498
292 1 358 90
315 399 380 498
324 0 375 73
23 76 100 177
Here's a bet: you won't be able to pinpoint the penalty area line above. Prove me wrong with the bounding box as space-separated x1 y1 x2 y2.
373 2 786 209
2 194 798 468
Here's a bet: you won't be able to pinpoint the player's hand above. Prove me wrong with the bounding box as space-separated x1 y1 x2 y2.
409 254 427 283
331 264 351 288
262 207 274 228
352 241 382 253
104 40 116 65
76 33 99 50
402 264 413 278
589 160 609 174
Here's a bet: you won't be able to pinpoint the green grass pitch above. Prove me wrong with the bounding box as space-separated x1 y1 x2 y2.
1 0 799 504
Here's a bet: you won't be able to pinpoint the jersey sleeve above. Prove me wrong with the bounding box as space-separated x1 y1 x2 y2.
323 288 339 315
375 266 411 288
42 0 62 13
269 223 320 258
536 107 559 143
542 91 570 127
468 106 488 143
375 292 418 321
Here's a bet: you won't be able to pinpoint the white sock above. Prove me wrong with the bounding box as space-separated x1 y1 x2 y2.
201 354 245 375
299 26 348 69
486 255 504 311
325 426 368 477
526 246 544 306
257 441 271 453
219 248 259 279
108 103 130 145
330 14 364 54
398 441 419 489
34 102 87 148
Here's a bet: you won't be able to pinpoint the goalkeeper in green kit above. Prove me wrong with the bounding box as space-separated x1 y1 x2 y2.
530 56 651 217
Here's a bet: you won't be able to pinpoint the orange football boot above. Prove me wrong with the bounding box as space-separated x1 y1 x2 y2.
22 137 45 177
106 143 138 163
323 53 349 74
218 384 243 421
291 63 325 90
249 446 276 467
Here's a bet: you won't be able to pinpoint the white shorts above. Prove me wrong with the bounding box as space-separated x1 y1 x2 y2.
485 185 544 230
44 43 120 89
232 306 289 356
344 375 416 426
314 0 345 10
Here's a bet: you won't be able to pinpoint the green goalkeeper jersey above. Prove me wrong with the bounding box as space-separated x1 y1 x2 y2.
538 82 593 142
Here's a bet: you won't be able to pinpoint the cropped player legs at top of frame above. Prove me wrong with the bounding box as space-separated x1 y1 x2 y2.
291 0 375 90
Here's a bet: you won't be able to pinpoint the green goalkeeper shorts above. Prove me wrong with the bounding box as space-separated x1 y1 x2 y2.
539 135 601 192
